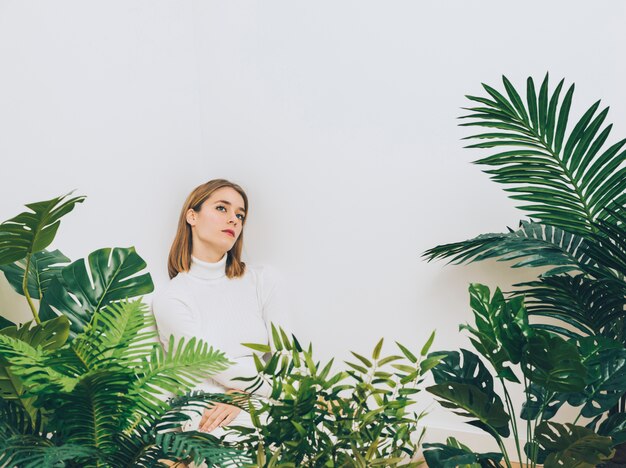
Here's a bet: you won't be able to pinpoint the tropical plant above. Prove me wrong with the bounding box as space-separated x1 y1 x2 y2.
422 74 626 431
422 283 626 468
0 192 254 467
213 324 440 467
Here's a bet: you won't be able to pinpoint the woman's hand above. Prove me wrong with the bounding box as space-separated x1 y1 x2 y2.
198 388 248 433
198 402 242 432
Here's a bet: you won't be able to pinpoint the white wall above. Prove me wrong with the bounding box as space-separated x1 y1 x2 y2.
1 0 625 455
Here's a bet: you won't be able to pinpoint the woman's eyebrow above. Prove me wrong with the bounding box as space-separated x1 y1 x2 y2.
214 200 246 213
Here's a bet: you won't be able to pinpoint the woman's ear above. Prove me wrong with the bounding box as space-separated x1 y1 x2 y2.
186 208 196 226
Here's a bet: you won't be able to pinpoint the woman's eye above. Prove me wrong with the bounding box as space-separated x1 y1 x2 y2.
216 205 226 212
237 214 245 221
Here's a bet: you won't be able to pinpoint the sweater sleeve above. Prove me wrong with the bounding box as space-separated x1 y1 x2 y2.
151 293 198 347
151 290 273 398
259 265 292 336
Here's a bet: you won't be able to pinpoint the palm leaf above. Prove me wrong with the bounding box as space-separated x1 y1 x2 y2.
423 221 597 277
0 191 85 265
516 275 626 338
0 332 78 395
124 336 232 427
0 436 97 468
148 431 253 467
0 249 71 300
39 246 154 336
71 299 156 370
0 316 71 421
461 74 626 234
50 367 135 456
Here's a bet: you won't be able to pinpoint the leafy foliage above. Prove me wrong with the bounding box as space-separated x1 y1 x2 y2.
222 323 437 467
39 246 154 336
424 284 624 468
423 74 626 345
0 191 85 266
0 299 248 467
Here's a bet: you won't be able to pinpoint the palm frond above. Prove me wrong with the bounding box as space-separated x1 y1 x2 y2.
0 436 97 468
461 73 626 234
50 367 134 455
124 337 232 427
514 275 626 338
72 299 156 369
423 221 597 276
0 333 78 395
147 431 252 467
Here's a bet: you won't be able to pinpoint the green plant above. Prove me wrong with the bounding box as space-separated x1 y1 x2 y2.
422 75 626 454
422 283 626 468
424 73 626 343
0 192 254 467
217 324 440 467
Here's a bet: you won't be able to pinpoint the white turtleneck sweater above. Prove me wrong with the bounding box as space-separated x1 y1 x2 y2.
150 253 291 400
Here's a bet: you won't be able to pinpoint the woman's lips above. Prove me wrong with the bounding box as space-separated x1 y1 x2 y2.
222 230 235 237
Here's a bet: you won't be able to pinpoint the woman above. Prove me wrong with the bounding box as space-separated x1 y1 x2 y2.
151 178 291 442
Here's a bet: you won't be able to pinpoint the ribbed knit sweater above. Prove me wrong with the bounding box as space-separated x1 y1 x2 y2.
151 252 291 398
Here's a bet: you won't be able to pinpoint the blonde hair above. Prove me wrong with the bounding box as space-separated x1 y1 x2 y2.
168 179 249 279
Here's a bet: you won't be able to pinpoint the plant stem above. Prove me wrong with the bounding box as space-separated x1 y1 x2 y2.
501 379 524 467
22 253 40 324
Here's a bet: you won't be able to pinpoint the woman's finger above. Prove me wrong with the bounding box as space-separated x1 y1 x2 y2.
219 409 239 428
198 404 218 428
200 405 229 432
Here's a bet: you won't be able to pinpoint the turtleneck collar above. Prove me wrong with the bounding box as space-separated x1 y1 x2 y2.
189 253 228 280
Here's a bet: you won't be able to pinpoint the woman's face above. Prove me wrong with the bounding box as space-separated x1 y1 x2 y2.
186 186 246 256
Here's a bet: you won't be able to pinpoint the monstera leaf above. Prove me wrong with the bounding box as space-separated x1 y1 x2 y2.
428 350 510 438
522 332 587 393
0 192 84 266
0 249 71 300
566 337 626 417
38 247 153 336
423 439 502 468
596 413 626 446
462 284 530 383
535 421 614 468
520 382 566 422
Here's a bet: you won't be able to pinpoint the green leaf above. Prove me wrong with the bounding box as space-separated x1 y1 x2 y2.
523 332 586 393
429 349 510 438
458 75 624 234
597 413 626 446
350 351 373 368
0 191 85 265
39 246 154 336
241 342 271 353
0 249 71 300
420 330 436 356
535 421 614 468
423 221 594 277
463 284 529 382
395 342 417 363
371 337 383 360
423 440 502 468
